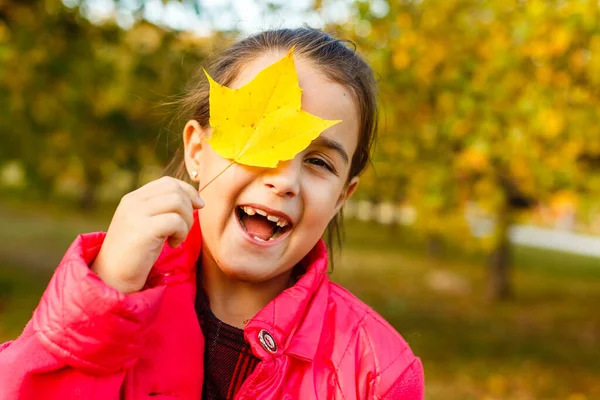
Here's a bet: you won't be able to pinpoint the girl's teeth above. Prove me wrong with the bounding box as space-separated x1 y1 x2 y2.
240 205 290 228
253 236 266 242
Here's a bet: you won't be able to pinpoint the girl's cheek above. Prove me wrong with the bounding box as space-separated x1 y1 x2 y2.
312 189 339 214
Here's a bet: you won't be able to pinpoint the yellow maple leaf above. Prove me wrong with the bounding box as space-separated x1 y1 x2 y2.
204 47 341 168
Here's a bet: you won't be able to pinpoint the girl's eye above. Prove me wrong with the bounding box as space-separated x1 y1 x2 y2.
305 157 335 174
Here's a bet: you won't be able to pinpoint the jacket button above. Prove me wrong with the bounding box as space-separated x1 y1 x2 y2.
258 329 277 354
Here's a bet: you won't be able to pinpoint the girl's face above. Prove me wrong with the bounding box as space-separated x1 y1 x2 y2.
184 52 360 283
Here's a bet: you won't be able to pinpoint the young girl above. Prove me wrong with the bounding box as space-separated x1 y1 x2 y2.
0 28 423 399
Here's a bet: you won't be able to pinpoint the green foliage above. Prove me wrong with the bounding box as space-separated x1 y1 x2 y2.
338 0 600 241
332 0 600 298
0 0 214 204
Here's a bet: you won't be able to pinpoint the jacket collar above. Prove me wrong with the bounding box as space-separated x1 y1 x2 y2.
243 238 329 363
149 211 329 363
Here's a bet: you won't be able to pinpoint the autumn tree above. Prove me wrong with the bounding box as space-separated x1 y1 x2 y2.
336 0 600 299
0 0 212 206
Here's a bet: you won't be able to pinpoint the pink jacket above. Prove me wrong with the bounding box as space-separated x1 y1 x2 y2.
0 213 424 399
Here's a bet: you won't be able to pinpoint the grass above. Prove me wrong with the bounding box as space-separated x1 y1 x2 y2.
0 200 599 399
0 264 51 340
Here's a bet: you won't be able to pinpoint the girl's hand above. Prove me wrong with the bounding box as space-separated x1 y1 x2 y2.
90 176 205 294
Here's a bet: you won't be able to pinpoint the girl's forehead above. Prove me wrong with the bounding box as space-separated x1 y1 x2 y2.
229 51 288 89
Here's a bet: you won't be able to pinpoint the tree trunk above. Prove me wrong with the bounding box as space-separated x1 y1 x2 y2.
487 198 512 300
124 151 142 193
389 182 405 236
426 233 444 258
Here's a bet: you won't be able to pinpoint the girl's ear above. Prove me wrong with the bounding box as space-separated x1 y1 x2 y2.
335 176 360 214
183 120 209 181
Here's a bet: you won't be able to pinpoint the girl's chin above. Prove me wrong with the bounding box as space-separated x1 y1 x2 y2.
217 261 290 284
216 247 292 283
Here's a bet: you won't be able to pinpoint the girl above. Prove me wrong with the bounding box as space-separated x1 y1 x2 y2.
0 28 423 399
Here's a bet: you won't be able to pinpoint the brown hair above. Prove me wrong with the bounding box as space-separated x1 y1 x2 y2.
165 27 378 255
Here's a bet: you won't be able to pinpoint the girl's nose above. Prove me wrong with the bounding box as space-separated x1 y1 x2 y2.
262 159 301 198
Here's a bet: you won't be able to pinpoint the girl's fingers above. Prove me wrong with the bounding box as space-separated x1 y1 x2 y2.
92 176 204 294
144 192 195 232
151 212 190 248
128 176 175 200
132 177 204 208
175 180 205 208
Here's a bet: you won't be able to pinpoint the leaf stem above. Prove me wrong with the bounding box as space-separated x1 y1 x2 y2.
198 160 236 193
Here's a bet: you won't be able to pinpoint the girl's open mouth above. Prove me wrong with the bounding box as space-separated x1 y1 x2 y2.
235 205 293 243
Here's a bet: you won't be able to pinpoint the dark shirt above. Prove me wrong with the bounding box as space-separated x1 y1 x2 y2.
195 287 260 400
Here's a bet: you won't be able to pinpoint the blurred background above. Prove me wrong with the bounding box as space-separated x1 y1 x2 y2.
1 0 599 399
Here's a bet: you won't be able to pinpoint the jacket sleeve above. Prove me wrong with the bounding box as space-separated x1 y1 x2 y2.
356 312 425 400
0 232 166 400
379 357 424 400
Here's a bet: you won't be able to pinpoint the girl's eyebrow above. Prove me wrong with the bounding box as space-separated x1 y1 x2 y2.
312 136 349 165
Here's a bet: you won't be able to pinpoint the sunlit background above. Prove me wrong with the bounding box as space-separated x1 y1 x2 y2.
1 1 599 399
